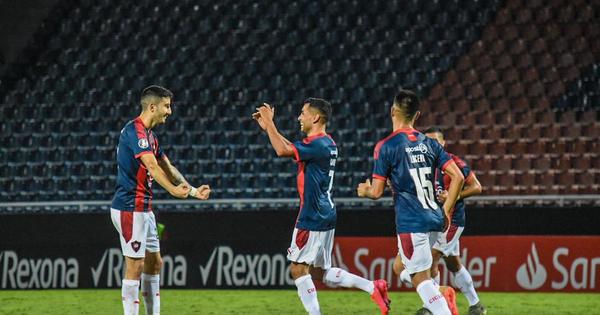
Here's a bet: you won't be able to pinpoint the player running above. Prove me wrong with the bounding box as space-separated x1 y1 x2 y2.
356 90 464 315
424 126 486 315
253 99 390 315
111 85 211 315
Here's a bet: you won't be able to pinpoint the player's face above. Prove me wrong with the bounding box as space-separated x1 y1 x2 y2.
154 97 172 125
298 103 316 134
425 132 445 146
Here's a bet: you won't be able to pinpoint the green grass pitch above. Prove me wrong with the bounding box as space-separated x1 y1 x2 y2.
0 290 597 314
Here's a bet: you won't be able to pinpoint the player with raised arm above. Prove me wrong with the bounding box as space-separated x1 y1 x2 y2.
423 126 486 315
356 90 464 315
111 85 211 315
253 99 390 315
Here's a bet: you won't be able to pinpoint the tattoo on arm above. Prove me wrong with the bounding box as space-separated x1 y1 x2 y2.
169 165 187 186
160 158 188 186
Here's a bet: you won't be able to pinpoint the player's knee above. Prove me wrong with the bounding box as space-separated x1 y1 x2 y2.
321 268 342 288
150 256 163 274
444 257 461 273
126 259 145 277
447 264 460 273
392 263 401 276
430 264 440 278
309 267 325 281
289 263 309 280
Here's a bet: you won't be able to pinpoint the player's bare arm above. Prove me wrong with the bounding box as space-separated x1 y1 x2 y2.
440 161 465 229
437 172 482 203
252 103 295 157
157 156 211 200
461 172 482 198
140 154 189 199
158 156 189 186
356 178 386 199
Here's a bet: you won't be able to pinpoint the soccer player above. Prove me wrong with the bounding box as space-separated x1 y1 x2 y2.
356 90 464 315
110 85 211 315
424 126 486 315
252 99 390 315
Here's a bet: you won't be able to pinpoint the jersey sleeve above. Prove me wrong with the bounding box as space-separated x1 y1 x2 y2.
125 125 154 158
154 135 166 159
372 141 390 181
291 140 321 162
453 155 472 178
432 140 453 171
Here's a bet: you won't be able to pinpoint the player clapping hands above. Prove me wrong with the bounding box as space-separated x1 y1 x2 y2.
252 103 275 131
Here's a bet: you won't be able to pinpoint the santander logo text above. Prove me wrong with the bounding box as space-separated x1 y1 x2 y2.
331 236 599 292
516 243 547 290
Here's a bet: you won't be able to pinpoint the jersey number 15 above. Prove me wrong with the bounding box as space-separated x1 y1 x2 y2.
409 167 437 209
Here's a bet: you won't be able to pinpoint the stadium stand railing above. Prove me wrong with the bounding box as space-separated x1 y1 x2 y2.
0 195 599 214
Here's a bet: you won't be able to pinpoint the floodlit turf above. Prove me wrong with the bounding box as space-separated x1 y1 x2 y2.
0 289 598 314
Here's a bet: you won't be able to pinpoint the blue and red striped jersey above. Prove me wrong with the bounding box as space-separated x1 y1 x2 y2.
290 133 338 231
435 152 472 227
111 117 165 212
372 128 452 233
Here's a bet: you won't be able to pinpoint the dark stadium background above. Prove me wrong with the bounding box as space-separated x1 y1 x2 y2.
0 0 598 291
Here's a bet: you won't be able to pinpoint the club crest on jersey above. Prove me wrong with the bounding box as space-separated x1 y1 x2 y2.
131 241 141 252
138 138 149 149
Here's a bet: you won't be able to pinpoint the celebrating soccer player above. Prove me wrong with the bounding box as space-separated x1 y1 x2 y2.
110 85 211 315
423 126 486 315
253 99 390 315
357 90 464 315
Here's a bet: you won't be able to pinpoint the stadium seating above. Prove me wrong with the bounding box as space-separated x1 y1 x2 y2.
421 0 600 196
0 0 598 203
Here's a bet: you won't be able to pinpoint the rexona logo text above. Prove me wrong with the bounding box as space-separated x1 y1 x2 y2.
92 248 187 287
198 246 294 286
0 250 79 289
516 243 547 290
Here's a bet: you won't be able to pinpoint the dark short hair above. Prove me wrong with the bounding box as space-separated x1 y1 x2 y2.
304 97 332 124
423 126 444 136
141 85 174 101
393 89 419 120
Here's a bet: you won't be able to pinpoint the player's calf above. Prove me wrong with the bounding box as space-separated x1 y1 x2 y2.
294 274 320 315
141 273 160 315
122 279 140 315
416 279 452 315
321 267 389 314
454 265 481 306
